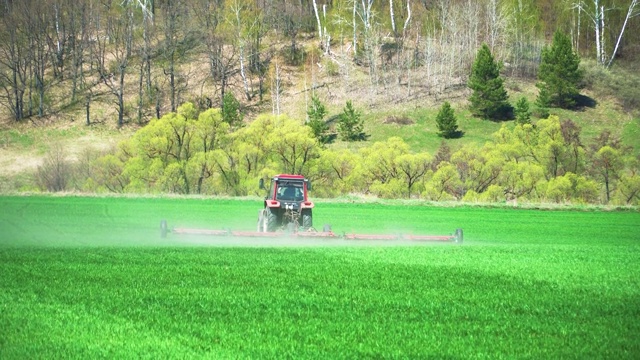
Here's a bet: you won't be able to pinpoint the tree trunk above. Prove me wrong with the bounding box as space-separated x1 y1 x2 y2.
606 0 639 68
85 93 91 125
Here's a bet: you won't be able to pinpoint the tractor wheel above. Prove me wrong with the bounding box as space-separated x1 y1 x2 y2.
302 209 313 230
257 210 265 232
455 228 463 244
160 220 168 238
266 207 278 232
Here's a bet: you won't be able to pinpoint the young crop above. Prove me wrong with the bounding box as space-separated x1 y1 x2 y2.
0 196 639 358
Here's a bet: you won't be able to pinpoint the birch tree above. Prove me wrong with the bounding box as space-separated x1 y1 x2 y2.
575 0 640 67
606 0 639 68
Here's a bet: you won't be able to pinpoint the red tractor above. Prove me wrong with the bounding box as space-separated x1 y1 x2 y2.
163 173 463 244
257 174 314 232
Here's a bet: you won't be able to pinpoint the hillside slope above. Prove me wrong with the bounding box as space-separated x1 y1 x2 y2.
0 47 638 196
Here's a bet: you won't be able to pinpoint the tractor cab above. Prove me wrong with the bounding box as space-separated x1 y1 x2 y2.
273 180 305 202
260 175 311 203
258 174 314 232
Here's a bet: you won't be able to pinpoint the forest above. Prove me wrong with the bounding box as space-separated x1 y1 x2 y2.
1 0 638 124
1 0 639 205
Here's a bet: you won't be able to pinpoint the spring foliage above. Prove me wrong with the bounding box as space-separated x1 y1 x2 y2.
75 104 639 205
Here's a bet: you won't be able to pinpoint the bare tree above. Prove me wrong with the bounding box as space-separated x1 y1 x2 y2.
572 0 639 67
66 0 91 103
196 0 239 107
0 0 30 121
159 0 189 112
93 2 135 127
230 0 251 101
25 1 52 118
125 0 156 122
606 0 639 68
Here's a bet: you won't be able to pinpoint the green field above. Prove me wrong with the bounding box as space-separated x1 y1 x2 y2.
1 195 639 358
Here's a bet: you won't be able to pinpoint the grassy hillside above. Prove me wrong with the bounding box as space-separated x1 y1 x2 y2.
0 54 638 192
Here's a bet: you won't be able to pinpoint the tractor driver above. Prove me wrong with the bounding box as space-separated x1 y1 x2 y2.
277 185 302 201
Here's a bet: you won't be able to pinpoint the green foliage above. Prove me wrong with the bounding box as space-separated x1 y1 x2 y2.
617 155 640 205
337 100 364 141
423 162 462 200
451 144 504 196
70 100 639 205
222 92 243 128
306 95 329 142
541 172 599 204
435 101 459 138
357 137 432 198
311 149 362 197
118 103 230 194
468 44 512 120
514 97 532 125
590 145 624 203
536 31 584 109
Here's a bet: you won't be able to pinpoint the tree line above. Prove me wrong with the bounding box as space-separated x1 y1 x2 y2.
36 102 639 205
1 0 638 125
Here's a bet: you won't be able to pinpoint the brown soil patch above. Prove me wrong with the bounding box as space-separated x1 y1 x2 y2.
382 115 415 125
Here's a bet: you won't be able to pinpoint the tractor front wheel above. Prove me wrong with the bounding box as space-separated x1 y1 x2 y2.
302 209 313 230
266 207 278 232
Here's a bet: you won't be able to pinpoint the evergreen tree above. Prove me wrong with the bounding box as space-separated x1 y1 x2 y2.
536 31 584 109
468 43 511 120
515 97 532 125
337 100 364 141
222 92 243 128
435 101 459 138
307 95 329 142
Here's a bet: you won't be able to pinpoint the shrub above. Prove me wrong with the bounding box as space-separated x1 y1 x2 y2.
36 144 72 192
324 59 339 76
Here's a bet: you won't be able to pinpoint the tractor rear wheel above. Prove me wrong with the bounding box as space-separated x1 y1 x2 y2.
266 207 278 232
302 209 312 230
160 220 168 238
257 210 265 232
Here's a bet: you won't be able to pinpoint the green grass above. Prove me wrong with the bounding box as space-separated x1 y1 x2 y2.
0 122 133 154
622 117 640 156
1 195 639 358
363 107 502 153
329 77 638 155
329 106 505 154
0 129 35 149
